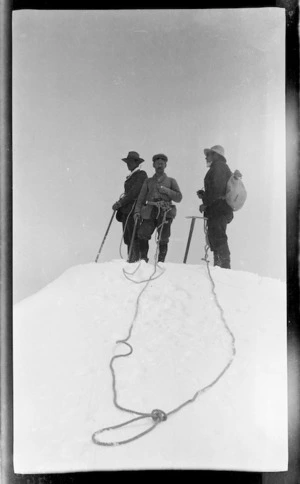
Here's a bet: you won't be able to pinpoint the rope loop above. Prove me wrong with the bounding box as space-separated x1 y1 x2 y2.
92 211 236 448
151 408 167 423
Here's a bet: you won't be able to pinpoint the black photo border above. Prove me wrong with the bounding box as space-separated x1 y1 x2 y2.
1 1 299 483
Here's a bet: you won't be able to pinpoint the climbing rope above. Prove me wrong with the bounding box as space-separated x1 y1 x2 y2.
92 212 236 447
201 219 236 346
92 409 168 447
121 207 170 283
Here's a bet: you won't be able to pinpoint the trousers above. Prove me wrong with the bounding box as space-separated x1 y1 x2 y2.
121 212 140 262
206 203 233 269
137 206 173 262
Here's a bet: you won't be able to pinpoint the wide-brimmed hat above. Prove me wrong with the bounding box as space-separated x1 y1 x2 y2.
204 145 226 161
122 151 144 163
152 153 168 162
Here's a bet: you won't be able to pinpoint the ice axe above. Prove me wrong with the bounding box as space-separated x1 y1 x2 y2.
183 216 206 263
95 210 116 263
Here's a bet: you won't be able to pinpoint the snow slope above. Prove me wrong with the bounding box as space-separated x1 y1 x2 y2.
13 260 287 473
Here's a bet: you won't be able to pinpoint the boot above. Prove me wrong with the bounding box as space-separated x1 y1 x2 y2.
220 258 231 269
127 240 140 263
139 239 149 263
213 251 221 267
217 243 231 269
158 243 168 263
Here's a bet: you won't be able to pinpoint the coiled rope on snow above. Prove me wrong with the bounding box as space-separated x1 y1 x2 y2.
92 214 236 446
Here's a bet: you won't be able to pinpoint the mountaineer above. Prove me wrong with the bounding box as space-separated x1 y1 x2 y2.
134 153 182 263
197 145 235 269
112 151 148 262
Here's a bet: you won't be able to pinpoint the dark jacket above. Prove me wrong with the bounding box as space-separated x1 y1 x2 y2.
118 169 148 215
202 158 233 220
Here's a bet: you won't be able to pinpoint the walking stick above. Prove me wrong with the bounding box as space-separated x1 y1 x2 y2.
127 216 139 262
183 216 206 264
95 210 116 263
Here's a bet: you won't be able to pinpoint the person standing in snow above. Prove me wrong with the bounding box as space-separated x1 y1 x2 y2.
112 151 148 263
197 145 234 269
134 153 182 263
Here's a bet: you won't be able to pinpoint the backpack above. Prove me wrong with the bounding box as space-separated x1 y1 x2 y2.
225 171 247 211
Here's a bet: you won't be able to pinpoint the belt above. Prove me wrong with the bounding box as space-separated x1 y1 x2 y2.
147 200 172 209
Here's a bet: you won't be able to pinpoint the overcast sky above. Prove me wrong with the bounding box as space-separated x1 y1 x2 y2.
13 8 285 303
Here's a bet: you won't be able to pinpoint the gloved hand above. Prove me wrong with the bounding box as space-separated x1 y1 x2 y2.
112 201 121 211
158 185 169 195
133 213 140 222
233 170 242 179
199 204 206 214
197 189 205 199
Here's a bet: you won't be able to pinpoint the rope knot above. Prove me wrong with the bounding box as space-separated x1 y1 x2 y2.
151 409 167 423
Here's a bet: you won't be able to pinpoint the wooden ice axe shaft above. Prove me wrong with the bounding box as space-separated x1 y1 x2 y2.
183 216 206 264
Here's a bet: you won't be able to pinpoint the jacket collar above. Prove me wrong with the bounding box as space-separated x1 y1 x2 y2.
126 166 140 180
153 172 167 180
211 158 226 168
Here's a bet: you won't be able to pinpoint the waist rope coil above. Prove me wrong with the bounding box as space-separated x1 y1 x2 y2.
92 212 236 447
147 200 172 219
122 206 171 283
